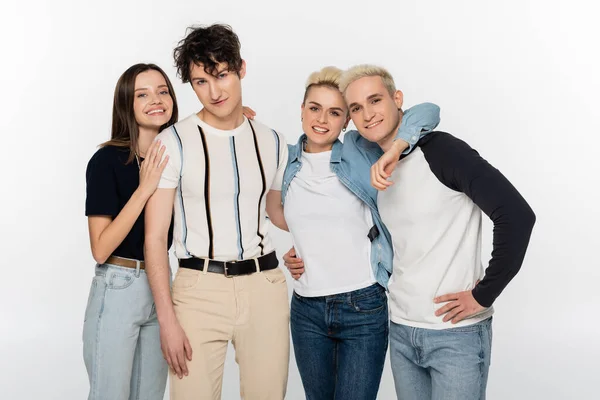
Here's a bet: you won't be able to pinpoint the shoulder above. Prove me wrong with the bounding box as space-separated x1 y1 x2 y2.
249 119 288 146
167 114 199 139
419 131 473 151
418 131 480 161
341 129 381 153
88 145 128 169
86 145 128 183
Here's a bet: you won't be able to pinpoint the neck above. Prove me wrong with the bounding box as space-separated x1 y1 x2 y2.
377 110 404 152
198 102 244 130
137 126 159 157
304 139 333 154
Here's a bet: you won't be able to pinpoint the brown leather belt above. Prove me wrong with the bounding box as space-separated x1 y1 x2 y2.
106 256 145 270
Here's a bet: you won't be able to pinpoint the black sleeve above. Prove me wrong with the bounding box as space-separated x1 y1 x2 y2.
85 148 119 217
421 132 536 307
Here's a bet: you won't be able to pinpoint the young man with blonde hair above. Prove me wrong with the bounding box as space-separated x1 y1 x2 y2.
340 64 536 400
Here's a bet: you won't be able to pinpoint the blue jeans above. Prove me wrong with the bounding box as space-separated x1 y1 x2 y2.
82 263 167 400
291 283 389 400
389 318 493 400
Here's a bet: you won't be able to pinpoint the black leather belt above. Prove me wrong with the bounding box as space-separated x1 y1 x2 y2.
179 251 278 277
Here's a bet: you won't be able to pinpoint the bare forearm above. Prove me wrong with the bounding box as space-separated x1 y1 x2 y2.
91 189 150 263
269 212 289 232
266 190 289 232
145 237 176 323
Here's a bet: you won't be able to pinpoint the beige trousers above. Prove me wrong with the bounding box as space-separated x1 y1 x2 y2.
169 265 290 400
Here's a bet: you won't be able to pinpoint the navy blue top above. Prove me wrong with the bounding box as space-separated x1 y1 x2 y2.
85 145 173 261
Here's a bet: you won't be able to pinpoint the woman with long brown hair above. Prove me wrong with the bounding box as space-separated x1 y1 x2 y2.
82 63 177 400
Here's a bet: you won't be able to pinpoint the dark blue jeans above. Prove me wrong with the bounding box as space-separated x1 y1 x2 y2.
290 283 389 400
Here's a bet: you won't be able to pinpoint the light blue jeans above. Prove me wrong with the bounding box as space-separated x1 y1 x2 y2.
390 317 492 400
82 262 167 400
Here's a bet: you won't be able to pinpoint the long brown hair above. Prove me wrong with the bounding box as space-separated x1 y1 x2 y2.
102 63 179 163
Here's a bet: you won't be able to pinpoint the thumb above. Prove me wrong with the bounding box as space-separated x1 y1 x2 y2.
383 158 398 176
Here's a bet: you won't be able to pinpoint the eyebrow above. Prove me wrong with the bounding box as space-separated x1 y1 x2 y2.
191 68 228 81
347 93 383 109
134 85 168 92
307 101 345 112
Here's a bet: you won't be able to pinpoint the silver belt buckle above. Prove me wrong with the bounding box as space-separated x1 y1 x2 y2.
223 261 235 278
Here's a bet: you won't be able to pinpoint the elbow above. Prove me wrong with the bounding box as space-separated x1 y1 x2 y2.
145 235 167 253
523 205 536 232
91 248 109 265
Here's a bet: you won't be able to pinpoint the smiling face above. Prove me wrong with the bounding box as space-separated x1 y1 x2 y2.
132 69 174 130
301 85 349 153
344 75 404 146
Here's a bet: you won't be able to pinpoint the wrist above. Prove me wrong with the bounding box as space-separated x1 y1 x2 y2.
157 307 177 326
391 139 409 153
134 186 153 201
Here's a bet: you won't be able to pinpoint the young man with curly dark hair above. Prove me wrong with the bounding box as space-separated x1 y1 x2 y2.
144 24 290 400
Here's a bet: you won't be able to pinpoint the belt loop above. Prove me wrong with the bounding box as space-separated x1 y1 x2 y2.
135 260 141 278
254 258 260 273
202 259 209 275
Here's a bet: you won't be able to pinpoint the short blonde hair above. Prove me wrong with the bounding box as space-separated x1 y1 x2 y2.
303 66 343 103
339 64 396 96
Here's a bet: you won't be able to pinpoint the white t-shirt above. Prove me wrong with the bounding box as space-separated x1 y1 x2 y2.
157 113 287 261
378 146 493 329
284 149 376 297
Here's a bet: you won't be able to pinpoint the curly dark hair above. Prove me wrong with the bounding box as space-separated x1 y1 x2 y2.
173 24 243 83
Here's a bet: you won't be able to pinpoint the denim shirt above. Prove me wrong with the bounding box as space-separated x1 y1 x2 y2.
281 103 441 289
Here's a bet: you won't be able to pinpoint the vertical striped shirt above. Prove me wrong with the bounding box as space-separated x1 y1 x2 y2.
157 113 287 261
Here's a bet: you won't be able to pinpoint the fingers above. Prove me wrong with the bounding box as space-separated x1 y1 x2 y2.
154 145 166 168
443 305 465 323
434 293 459 304
242 106 256 120
284 258 304 269
184 337 193 361
147 140 160 166
451 311 467 324
289 267 305 280
371 161 393 191
165 354 174 373
158 155 170 172
283 248 301 264
176 350 189 377
435 301 460 317
170 348 184 379
383 158 399 176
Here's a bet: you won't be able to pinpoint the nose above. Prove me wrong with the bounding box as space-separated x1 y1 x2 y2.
149 90 162 104
209 83 222 101
317 110 328 124
363 106 375 122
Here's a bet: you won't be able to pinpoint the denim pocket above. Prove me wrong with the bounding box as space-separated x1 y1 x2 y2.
107 271 135 290
351 288 387 314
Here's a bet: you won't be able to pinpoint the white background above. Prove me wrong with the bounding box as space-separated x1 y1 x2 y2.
1 0 599 399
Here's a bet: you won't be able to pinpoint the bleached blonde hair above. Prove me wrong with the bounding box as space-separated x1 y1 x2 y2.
302 66 343 104
339 64 396 96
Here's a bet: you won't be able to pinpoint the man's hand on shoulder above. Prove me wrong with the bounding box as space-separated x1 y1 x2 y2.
371 139 409 191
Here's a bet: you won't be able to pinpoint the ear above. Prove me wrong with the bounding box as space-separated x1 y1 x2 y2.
393 90 404 109
239 60 247 79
